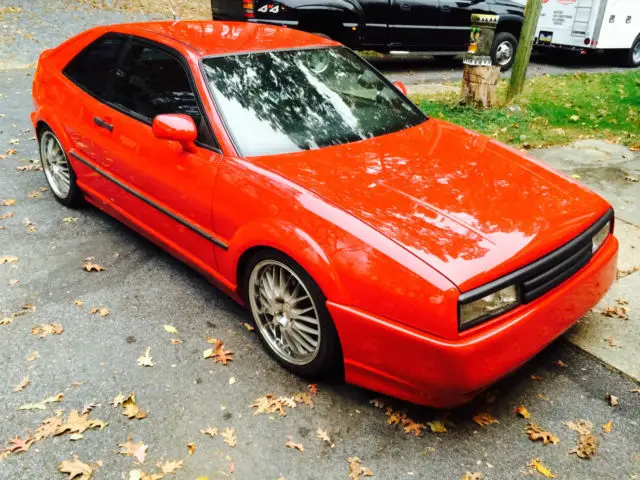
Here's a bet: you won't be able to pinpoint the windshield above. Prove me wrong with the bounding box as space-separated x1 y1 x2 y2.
202 47 427 157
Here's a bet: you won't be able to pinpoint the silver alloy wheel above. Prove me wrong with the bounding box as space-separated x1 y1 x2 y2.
40 131 71 198
495 40 514 66
633 41 640 65
248 259 321 365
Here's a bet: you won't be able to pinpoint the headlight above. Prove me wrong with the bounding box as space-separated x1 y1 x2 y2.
459 285 519 330
592 221 611 253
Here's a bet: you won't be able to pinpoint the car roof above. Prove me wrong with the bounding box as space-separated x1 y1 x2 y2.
111 21 339 57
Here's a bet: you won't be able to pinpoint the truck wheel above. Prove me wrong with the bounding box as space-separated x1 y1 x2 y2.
623 35 640 68
491 32 517 71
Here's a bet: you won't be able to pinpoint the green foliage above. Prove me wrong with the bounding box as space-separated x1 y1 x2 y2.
413 71 640 149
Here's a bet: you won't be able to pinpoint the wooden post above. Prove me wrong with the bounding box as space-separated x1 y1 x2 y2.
460 14 501 109
507 0 543 102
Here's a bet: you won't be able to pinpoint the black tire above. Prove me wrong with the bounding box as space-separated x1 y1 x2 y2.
491 32 518 71
621 35 640 68
242 249 342 379
37 126 83 208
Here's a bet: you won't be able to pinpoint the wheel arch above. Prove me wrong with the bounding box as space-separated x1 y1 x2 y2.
496 18 522 39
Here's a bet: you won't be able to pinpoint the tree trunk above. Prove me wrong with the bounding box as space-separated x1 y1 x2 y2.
460 64 501 109
507 0 543 101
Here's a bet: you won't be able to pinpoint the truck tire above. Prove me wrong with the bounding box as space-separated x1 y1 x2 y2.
623 35 640 68
491 32 518 71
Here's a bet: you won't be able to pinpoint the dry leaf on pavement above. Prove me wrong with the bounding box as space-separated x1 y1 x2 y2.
403 420 426 437
0 212 14 220
2 199 16 206
13 377 30 392
347 457 374 480
18 393 63 410
89 307 109 317
27 351 39 362
31 323 63 337
0 255 19 264
186 442 196 455
5 435 33 454
426 421 447 433
119 438 148 464
137 348 155 367
308 384 319 396
528 458 556 478
121 393 148 420
526 422 560 445
163 325 178 334
564 420 598 459
58 457 94 480
461 473 482 480
285 438 304 453
204 338 234 365
158 460 184 474
602 420 613 433
0 317 13 326
221 427 237 447
82 262 104 272
606 394 619 406
514 405 531 419
472 413 499 427
243 322 255 331
201 427 218 437
553 360 568 368
316 428 335 448
170 338 182 345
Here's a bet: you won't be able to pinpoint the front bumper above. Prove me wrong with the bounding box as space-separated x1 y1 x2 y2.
328 235 618 408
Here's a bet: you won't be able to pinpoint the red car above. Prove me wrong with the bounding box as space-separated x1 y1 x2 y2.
31 21 617 408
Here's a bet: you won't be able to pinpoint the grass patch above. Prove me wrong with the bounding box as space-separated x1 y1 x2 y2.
412 71 640 149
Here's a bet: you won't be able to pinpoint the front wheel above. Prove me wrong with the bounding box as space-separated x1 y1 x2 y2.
243 250 342 378
491 32 518 71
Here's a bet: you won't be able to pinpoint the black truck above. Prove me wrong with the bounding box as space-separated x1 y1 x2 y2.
212 0 525 70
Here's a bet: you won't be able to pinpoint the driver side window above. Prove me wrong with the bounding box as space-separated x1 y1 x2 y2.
110 40 217 148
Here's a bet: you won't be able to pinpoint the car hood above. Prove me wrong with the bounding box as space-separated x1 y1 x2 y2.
250 119 610 292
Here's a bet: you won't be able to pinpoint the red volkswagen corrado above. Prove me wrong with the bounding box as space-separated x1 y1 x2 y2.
31 21 618 407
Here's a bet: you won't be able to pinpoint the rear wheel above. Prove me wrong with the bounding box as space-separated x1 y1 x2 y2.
622 35 640 67
38 128 83 208
491 32 518 71
243 250 342 378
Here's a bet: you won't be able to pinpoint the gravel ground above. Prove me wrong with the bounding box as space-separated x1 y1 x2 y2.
1 1 640 479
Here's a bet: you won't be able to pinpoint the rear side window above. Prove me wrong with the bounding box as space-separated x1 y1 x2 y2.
63 34 124 99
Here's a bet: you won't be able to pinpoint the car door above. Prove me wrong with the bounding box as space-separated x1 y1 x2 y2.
95 37 224 270
388 0 440 49
437 0 494 50
360 0 391 47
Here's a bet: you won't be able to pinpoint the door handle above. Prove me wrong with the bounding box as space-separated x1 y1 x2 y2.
93 116 114 132
400 3 411 11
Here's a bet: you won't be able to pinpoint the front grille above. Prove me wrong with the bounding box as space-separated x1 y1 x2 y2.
458 209 614 319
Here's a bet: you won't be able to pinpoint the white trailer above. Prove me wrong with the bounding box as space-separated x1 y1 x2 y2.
534 0 640 67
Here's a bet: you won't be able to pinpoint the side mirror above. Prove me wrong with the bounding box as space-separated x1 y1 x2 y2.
152 114 197 153
393 80 408 96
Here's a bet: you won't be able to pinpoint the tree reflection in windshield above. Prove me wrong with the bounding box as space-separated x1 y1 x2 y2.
202 47 426 156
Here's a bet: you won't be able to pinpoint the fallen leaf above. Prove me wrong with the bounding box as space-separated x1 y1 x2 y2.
530 375 542 381
111 393 127 407
119 438 148 464
82 262 104 272
163 325 178 334
426 421 447 433
0 255 19 264
570 433 598 459
472 413 499 427
2 199 16 206
250 394 288 416
63 217 79 224
158 459 184 474
514 405 531 419
8 279 20 285
526 422 560 445
285 439 304 453
602 420 613 433
553 360 568 368
81 403 99 415
5 435 33 454
28 190 42 199
69 433 84 441
214 339 234 365
137 348 155 367
229 377 236 385
461 473 482 480
528 458 556 478
402 420 425 437
607 394 619 406
243 322 255 331
631 388 640 394
18 393 64 410
0 212 14 220
308 384 319 396
316 428 335 448
564 420 592 436
89 306 109 317
121 393 148 419
27 351 39 362
74 300 84 307
170 338 182 345
23 218 37 232
0 317 14 326
31 323 63 337
600 305 630 320
187 442 196 455
347 457 374 480
47 410 106 437
201 427 218 437
293 391 315 408
221 427 237 447
58 457 94 480
13 377 30 392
